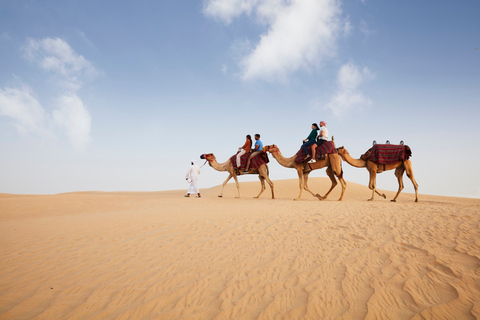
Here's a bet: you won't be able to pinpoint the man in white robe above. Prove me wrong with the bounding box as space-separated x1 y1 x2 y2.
185 160 201 197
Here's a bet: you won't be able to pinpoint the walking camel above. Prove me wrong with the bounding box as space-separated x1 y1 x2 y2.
263 145 346 201
200 153 275 199
336 146 418 202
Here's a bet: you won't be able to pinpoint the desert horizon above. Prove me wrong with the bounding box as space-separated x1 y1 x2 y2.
1 177 479 319
2 1 480 319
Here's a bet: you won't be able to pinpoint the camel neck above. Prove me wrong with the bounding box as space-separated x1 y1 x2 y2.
342 152 366 168
271 149 296 168
209 159 230 172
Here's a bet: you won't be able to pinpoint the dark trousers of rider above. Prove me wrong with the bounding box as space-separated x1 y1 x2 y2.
301 140 316 155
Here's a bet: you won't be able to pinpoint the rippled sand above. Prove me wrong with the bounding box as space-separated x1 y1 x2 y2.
1 178 479 319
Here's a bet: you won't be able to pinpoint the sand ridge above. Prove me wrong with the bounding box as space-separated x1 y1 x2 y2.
1 178 479 319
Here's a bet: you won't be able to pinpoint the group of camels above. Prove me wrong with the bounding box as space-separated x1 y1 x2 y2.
200 138 418 202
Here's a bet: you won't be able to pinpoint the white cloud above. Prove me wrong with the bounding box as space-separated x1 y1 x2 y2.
325 62 374 117
0 85 91 151
1 37 97 151
204 0 342 82
203 0 261 24
53 94 92 151
0 85 51 137
23 37 99 90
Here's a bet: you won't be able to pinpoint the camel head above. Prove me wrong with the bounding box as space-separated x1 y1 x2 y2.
263 144 279 154
200 153 216 162
336 146 348 160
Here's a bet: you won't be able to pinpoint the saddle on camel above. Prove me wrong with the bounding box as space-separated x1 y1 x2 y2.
361 142 412 166
295 140 337 163
230 151 270 174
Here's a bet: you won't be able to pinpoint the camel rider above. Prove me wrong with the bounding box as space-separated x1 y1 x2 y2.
302 123 319 161
237 135 252 169
317 121 329 146
244 134 263 173
308 121 329 164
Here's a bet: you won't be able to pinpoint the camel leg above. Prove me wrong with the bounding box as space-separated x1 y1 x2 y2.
391 166 405 202
259 166 275 199
329 154 346 201
367 164 386 201
232 173 241 198
302 172 325 200
374 189 387 199
219 173 233 197
320 166 337 200
255 176 266 199
368 171 387 201
296 169 304 200
367 167 377 201
404 160 419 202
265 175 275 199
337 171 347 201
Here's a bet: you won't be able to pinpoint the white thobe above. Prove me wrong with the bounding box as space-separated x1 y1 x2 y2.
186 162 200 194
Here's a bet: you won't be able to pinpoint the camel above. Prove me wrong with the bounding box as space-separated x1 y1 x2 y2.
200 153 275 199
263 145 346 201
336 146 418 202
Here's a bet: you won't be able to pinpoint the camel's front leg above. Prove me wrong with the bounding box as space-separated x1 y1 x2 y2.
219 173 233 197
375 189 387 199
404 160 419 202
368 176 386 200
367 166 385 201
265 176 275 199
255 177 266 199
320 166 337 200
337 174 347 201
295 169 304 200
391 166 405 202
370 186 387 201
232 174 240 198
368 170 376 201
303 172 325 200
256 167 275 199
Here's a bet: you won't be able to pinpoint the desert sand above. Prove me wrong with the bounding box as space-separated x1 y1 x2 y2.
1 177 479 319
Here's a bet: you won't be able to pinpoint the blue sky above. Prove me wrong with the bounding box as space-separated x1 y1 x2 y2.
1 0 479 198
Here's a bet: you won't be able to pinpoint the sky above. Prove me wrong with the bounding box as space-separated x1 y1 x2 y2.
1 0 479 198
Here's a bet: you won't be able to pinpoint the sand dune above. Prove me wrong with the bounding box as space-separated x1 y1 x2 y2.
1 178 479 319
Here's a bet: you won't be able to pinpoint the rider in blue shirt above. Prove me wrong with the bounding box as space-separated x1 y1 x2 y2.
244 134 263 173
254 134 263 152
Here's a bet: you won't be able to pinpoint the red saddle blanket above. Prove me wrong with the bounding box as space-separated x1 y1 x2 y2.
361 144 412 164
295 141 337 163
230 151 270 170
